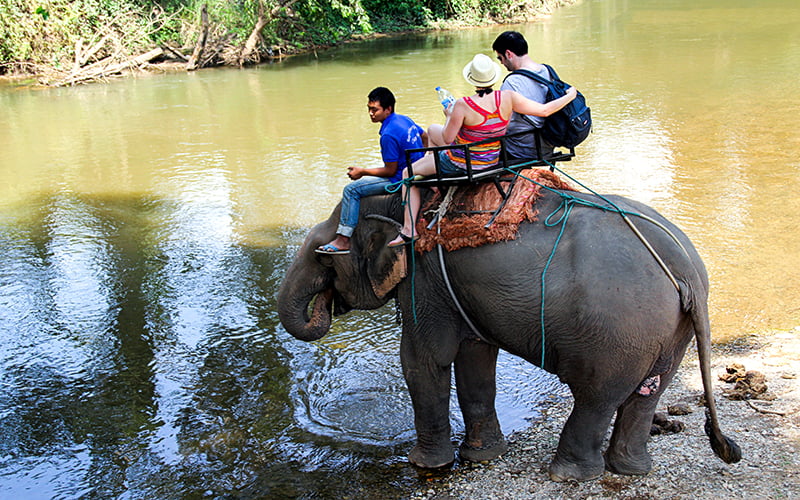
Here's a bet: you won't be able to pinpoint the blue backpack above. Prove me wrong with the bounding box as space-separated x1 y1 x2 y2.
508 64 591 149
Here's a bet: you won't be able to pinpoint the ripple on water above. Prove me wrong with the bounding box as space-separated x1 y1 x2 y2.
291 311 570 450
309 385 415 444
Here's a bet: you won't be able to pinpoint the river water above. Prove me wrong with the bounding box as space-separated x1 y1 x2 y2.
1 0 799 498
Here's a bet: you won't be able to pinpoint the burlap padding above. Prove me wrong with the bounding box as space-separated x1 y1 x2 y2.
414 168 576 253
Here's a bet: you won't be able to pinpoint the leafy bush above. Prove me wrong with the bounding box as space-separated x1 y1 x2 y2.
0 0 179 72
0 0 568 76
362 0 430 29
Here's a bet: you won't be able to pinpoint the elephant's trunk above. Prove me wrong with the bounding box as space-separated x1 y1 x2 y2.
278 282 333 341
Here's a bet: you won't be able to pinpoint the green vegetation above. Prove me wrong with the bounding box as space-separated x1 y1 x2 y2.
0 0 567 78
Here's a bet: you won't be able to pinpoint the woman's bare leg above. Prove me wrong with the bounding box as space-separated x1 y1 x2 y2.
389 153 438 245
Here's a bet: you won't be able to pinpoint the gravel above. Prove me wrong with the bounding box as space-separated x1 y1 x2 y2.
410 328 800 500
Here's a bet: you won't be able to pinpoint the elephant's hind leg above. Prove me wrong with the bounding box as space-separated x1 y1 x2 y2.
549 396 616 482
454 339 508 462
605 366 679 475
604 394 658 475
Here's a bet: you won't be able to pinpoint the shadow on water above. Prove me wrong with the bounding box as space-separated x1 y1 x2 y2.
0 192 565 499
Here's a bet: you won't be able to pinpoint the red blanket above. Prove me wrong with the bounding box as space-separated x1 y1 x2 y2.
414 168 576 253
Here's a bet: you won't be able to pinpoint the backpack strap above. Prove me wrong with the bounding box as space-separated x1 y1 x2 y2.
504 68 551 129
506 67 551 86
542 63 560 81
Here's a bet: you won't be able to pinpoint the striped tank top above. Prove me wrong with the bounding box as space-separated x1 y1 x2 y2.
446 91 510 170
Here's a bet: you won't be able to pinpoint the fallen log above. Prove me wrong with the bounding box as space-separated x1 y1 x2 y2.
55 47 164 86
79 35 111 67
163 44 189 62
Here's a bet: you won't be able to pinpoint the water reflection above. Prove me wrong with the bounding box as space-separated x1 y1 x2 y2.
572 100 677 207
0 189 564 498
0 194 158 498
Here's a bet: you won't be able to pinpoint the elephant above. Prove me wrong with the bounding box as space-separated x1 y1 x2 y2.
277 182 741 482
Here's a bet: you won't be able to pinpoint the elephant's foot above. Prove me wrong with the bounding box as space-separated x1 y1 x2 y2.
408 444 455 469
604 449 653 476
548 455 605 482
459 437 508 463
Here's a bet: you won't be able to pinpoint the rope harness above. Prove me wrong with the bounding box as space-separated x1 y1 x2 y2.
387 164 691 366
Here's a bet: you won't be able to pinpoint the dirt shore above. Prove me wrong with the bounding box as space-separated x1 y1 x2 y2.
411 328 800 499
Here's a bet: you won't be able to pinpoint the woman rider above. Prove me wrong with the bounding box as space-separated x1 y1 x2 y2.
388 53 577 247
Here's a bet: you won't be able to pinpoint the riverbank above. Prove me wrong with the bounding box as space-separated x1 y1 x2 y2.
0 0 573 87
0 23 501 87
412 328 800 499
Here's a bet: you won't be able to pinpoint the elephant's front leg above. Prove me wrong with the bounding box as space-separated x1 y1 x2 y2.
454 338 508 462
401 330 457 468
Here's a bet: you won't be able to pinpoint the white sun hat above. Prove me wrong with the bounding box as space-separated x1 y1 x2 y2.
462 53 503 88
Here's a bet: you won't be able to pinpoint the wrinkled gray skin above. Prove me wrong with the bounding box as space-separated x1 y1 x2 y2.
277 189 741 481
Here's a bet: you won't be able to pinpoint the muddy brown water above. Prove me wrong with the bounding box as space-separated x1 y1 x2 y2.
1 0 798 497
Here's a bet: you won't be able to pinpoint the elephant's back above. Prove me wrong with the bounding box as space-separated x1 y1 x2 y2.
442 189 702 357
528 190 705 279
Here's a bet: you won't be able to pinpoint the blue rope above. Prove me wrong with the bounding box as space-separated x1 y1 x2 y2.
386 177 418 324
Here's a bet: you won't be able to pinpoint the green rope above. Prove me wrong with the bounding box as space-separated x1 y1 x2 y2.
387 166 644 353
538 198 571 366
385 164 687 356
499 165 612 366
502 163 688 367
384 178 405 194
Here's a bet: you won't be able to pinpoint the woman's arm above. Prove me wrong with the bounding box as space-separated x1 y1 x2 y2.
441 98 467 145
508 87 578 117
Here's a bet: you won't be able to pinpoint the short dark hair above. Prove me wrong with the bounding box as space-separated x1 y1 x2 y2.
492 31 528 57
368 87 395 112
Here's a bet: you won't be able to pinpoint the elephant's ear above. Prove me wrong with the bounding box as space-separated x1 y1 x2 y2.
365 234 407 299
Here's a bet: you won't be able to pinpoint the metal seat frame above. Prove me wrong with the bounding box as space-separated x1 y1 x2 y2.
404 129 575 227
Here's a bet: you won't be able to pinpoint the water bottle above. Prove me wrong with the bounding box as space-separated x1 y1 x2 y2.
435 86 455 110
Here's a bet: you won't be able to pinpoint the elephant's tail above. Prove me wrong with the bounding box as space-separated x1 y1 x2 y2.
682 281 742 464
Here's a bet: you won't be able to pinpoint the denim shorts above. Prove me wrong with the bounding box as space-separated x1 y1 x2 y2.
436 150 465 176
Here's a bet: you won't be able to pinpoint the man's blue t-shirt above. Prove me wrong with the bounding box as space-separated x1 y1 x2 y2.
379 113 425 183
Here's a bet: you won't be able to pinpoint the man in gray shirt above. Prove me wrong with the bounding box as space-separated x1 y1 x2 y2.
493 31 553 159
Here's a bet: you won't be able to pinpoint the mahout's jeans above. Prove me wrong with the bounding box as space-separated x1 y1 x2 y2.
337 176 394 237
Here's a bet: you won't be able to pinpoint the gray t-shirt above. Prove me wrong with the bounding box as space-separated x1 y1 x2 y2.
501 65 551 159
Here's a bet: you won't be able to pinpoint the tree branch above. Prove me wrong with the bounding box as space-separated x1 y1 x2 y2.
187 4 209 71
